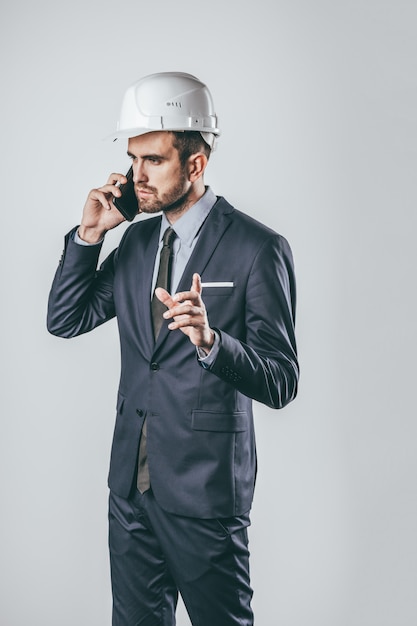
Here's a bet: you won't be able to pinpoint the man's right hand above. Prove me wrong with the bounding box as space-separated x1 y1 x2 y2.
78 173 129 243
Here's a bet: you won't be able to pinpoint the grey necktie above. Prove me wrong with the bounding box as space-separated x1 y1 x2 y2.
137 226 176 493
151 227 176 340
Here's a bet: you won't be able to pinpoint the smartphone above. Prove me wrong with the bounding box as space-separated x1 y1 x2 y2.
112 166 139 221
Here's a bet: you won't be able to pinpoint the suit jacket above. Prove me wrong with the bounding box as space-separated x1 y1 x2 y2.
47 196 298 518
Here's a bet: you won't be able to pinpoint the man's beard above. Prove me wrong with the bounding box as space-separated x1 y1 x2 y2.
137 173 193 217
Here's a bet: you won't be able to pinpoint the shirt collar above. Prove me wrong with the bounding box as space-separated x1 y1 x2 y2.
159 187 217 247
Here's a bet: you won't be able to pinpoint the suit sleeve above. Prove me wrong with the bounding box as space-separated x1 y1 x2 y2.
47 228 117 338
208 233 299 409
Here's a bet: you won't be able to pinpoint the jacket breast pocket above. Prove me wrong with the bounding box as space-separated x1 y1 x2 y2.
201 285 234 297
191 410 248 432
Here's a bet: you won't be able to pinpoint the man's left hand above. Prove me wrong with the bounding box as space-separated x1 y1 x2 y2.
156 273 215 354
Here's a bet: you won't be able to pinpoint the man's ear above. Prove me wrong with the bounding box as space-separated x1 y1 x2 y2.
188 153 208 182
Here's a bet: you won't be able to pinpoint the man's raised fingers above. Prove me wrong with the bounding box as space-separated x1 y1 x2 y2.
191 273 202 294
155 287 174 307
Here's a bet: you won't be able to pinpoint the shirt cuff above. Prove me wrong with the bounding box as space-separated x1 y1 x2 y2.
197 330 220 368
73 229 104 246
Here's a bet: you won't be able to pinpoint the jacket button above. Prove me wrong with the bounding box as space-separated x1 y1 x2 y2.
136 409 144 417
150 362 160 371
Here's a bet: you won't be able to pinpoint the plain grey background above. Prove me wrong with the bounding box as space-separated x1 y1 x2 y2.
1 0 416 624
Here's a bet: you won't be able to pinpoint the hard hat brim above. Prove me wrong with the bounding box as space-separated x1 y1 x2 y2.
104 127 159 142
104 126 220 142
104 127 220 151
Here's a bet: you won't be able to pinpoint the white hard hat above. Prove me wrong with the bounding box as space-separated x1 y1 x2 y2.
108 72 220 149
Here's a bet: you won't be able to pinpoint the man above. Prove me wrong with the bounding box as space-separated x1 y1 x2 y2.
48 72 299 626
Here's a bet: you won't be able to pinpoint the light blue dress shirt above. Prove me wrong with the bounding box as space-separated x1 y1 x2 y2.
152 186 216 295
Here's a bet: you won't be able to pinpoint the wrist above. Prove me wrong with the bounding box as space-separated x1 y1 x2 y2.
200 330 215 355
78 224 106 244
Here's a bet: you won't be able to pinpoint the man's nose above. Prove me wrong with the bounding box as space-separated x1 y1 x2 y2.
133 161 148 183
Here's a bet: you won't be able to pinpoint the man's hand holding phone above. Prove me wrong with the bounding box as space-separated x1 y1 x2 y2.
78 171 138 244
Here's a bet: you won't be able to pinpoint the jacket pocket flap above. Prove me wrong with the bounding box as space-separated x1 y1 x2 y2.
192 410 247 432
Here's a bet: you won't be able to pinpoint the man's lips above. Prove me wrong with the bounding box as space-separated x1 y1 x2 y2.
137 187 154 196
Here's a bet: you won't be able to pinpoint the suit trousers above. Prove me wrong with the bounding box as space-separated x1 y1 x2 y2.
108 489 254 626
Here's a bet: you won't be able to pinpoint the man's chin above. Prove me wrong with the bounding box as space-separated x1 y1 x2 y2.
138 201 162 214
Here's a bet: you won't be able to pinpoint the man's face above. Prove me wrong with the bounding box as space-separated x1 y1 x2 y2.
127 132 191 215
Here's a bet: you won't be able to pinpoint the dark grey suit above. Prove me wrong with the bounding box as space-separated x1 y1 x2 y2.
47 195 298 624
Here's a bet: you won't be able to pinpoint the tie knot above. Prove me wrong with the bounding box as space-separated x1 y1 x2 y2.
162 227 176 247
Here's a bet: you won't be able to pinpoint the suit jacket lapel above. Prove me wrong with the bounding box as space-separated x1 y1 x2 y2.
154 198 234 350
135 217 161 355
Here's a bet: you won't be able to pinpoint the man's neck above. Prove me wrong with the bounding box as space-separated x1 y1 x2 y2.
164 181 206 224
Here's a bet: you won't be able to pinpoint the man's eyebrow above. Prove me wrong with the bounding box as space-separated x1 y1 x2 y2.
126 151 167 160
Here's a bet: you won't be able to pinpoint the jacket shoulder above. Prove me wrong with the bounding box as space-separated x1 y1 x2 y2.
214 196 291 249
